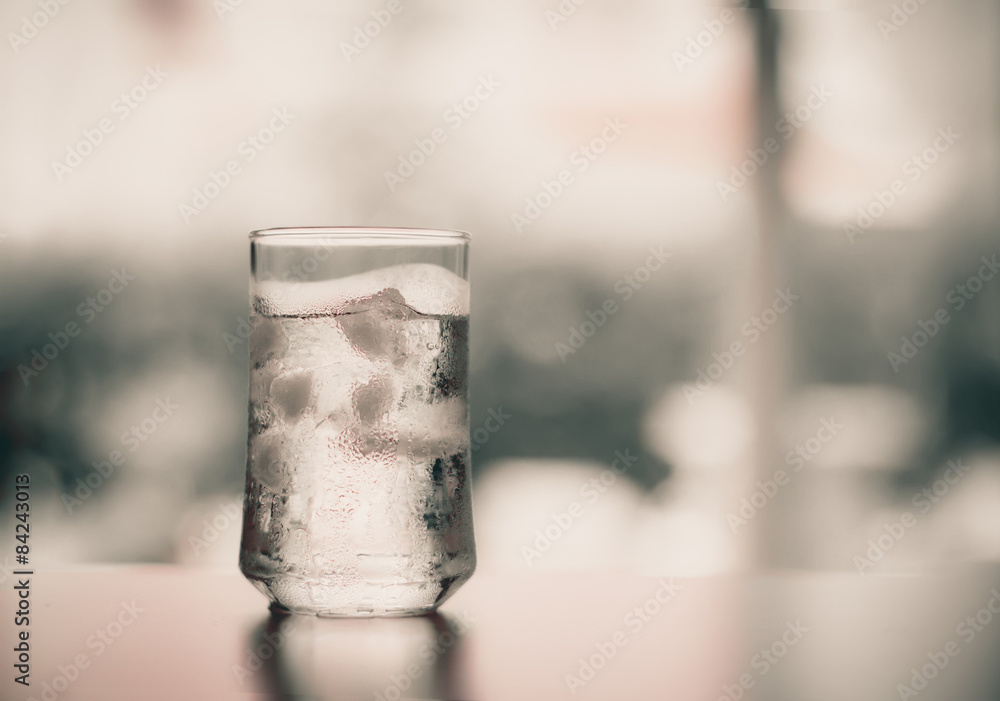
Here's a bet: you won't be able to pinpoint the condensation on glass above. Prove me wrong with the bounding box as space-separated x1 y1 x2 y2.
239 227 476 617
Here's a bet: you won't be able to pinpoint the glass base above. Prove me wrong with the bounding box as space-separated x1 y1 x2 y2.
267 600 439 618
241 567 473 618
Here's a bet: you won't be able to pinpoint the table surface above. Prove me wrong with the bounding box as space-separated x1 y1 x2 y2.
3 565 1000 700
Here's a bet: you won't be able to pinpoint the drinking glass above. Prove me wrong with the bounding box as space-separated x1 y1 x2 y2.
239 227 476 617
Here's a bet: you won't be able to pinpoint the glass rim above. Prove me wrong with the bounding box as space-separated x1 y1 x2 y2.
249 226 470 242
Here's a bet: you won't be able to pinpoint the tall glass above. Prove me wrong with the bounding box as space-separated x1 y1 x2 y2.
239 227 476 617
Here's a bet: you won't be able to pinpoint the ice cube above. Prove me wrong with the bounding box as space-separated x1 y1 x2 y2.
249 431 287 492
339 287 411 316
352 374 395 424
249 363 280 434
271 369 314 422
337 289 413 360
402 316 468 400
395 396 468 456
355 425 398 458
250 315 288 367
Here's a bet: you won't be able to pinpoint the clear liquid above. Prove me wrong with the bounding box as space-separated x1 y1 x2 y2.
239 290 475 616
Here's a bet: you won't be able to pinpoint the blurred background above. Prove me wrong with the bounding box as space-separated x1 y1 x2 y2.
0 0 998 579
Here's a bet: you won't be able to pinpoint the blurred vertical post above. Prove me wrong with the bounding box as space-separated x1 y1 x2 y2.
744 0 785 567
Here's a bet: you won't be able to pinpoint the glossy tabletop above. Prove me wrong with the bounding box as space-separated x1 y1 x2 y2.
3 565 1000 700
